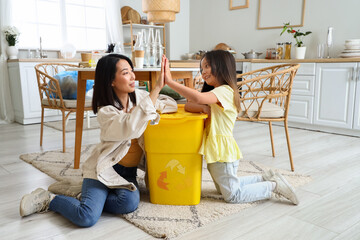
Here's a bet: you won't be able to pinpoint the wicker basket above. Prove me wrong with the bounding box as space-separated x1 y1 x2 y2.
142 0 180 23
121 6 141 24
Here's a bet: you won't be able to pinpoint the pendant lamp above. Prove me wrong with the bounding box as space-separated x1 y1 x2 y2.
142 0 180 23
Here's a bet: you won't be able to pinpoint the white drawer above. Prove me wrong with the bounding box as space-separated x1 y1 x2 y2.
292 75 315 96
288 95 314 124
297 63 316 75
250 63 315 75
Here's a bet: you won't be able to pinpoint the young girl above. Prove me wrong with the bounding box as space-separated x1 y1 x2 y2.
20 54 176 226
163 50 299 205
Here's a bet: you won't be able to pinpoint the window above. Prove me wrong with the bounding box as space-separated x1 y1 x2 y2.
12 0 106 51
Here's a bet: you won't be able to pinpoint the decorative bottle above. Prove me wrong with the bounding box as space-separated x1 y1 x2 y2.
154 29 163 67
146 28 155 67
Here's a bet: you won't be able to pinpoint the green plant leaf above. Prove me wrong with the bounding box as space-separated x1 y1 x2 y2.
280 27 287 36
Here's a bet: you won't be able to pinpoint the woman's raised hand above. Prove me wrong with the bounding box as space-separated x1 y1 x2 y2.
161 55 172 84
154 55 166 90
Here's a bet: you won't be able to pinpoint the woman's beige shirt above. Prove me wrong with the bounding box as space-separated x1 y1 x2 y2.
82 89 177 191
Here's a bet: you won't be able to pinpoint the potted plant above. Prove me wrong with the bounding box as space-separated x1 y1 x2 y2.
280 22 312 59
3 26 20 59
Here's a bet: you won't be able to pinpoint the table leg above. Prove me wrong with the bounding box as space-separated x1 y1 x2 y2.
74 72 87 169
150 72 160 90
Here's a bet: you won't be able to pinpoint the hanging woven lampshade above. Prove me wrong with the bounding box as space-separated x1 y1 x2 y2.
142 0 180 23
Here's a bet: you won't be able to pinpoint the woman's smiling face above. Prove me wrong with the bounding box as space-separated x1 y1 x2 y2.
111 59 136 95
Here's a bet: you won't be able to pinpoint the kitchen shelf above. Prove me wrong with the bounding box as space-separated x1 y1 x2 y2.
123 22 164 29
122 20 166 53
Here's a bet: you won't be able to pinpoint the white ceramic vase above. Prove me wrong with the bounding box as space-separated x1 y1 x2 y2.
295 46 306 59
7 46 19 59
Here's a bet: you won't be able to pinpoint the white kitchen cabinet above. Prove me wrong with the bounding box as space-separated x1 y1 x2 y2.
314 63 357 129
288 65 316 124
8 60 78 124
8 62 58 124
242 62 251 73
247 62 315 124
354 67 360 130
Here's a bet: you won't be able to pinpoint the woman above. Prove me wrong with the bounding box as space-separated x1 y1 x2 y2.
20 54 177 226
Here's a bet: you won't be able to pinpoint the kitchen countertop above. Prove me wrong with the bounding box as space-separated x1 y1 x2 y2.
170 58 360 68
7 58 81 62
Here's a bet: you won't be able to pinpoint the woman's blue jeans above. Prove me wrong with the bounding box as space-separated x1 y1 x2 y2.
49 165 140 227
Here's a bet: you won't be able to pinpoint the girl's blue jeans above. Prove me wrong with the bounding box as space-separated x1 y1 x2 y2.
49 165 140 227
207 160 272 203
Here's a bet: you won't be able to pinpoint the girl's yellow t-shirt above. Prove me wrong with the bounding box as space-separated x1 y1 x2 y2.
199 85 242 164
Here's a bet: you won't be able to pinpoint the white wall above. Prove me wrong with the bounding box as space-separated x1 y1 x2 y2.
189 0 360 59
166 0 189 60
119 0 360 60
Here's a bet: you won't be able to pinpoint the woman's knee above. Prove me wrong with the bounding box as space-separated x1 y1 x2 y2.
111 190 140 214
74 209 102 227
122 190 140 213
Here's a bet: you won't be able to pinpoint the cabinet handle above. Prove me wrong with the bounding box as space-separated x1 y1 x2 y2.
358 67 360 82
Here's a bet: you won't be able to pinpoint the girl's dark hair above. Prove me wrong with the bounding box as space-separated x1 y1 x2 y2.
200 50 241 112
92 54 136 113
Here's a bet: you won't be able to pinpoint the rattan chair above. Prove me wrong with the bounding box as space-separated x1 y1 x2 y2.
236 64 300 171
34 63 93 153
193 71 204 92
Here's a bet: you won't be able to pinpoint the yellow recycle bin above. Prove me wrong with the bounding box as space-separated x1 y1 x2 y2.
144 104 207 205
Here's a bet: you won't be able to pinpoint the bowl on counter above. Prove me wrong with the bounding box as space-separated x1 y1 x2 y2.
242 49 263 59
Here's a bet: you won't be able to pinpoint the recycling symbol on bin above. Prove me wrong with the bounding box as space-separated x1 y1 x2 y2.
157 159 192 191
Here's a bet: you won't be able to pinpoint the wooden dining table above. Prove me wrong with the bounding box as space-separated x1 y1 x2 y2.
69 67 199 169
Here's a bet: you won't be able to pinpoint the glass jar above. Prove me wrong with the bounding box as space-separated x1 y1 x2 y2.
272 50 277 59
265 48 275 59
284 42 292 59
276 43 284 59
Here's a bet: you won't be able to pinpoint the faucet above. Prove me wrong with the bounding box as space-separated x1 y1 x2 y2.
39 37 48 58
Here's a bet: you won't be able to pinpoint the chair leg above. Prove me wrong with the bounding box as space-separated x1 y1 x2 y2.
40 107 44 147
62 111 66 153
284 120 294 172
268 122 275 157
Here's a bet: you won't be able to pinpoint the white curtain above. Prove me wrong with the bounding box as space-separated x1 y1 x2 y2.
105 0 124 51
0 0 15 124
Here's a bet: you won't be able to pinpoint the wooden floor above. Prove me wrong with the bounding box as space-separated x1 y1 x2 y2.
1 121 360 240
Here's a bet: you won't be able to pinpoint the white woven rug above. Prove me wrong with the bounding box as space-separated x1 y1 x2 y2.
44 117 100 132
20 145 311 239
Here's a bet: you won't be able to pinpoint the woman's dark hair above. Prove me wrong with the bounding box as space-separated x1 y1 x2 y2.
200 50 241 112
92 54 136 113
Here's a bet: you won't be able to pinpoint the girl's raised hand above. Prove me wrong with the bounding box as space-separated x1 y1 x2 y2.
154 55 166 90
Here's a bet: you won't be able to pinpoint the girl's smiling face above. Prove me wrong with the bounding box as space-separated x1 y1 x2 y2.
200 58 219 87
111 59 136 95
